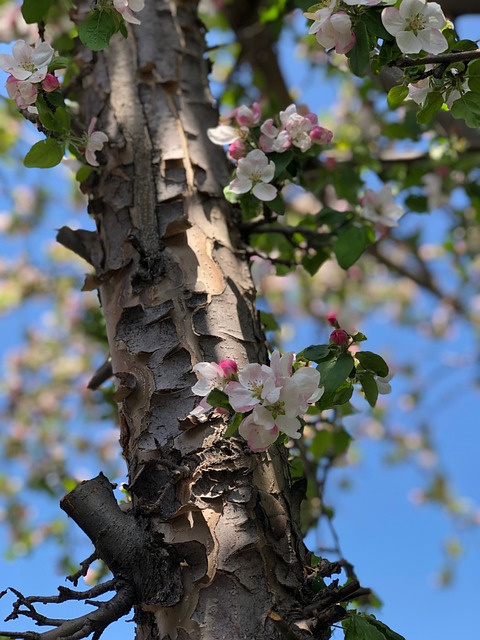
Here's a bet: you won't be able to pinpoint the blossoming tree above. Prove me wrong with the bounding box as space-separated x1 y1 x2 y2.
0 0 479 639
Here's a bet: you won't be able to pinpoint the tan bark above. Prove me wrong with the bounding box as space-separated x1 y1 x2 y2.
70 1 321 638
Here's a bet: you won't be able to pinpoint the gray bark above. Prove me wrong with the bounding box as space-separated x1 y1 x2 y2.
69 1 317 638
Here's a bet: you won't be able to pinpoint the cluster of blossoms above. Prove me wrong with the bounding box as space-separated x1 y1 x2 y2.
0 40 108 166
305 0 448 56
190 352 323 452
408 69 469 108
0 40 58 111
208 102 333 201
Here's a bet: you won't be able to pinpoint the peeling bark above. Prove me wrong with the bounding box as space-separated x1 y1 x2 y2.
66 1 320 639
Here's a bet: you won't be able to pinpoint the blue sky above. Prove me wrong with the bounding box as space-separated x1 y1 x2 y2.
1 6 480 640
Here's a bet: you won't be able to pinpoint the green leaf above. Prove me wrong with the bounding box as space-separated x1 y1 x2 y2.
332 427 352 454
48 56 70 72
268 150 293 177
35 93 57 131
260 311 279 332
78 10 119 51
333 224 371 270
467 60 480 93
343 613 387 640
455 39 478 52
347 21 370 78
224 411 242 438
301 249 329 276
44 89 65 108
359 372 379 407
416 91 444 124
311 574 326 593
316 382 354 410
361 615 406 640
23 138 65 168
206 388 231 410
298 344 331 363
75 165 94 183
311 429 333 458
265 194 285 216
355 351 389 377
21 0 53 23
450 91 480 128
316 352 355 392
387 85 409 109
361 9 391 40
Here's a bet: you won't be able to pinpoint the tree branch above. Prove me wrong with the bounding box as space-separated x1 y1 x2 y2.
394 48 480 67
60 473 182 607
1 582 135 640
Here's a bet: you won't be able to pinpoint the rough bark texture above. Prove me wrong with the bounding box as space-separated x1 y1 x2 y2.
70 1 315 639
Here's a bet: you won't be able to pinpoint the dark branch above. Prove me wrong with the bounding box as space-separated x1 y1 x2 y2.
2 582 135 640
60 473 182 606
394 48 480 67
67 553 99 587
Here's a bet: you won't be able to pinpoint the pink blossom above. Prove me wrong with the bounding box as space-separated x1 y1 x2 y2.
315 12 356 54
330 329 349 345
234 102 261 127
113 0 145 25
310 125 333 144
227 139 246 162
6 75 37 109
192 361 229 396
225 363 280 412
304 1 338 36
239 413 279 452
259 119 292 153
42 73 59 92
84 118 108 167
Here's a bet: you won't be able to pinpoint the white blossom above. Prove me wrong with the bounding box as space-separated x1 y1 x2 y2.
228 149 277 201
0 39 54 83
382 0 448 55
361 185 404 227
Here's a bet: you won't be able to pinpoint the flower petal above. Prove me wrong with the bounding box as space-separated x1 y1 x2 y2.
252 182 277 201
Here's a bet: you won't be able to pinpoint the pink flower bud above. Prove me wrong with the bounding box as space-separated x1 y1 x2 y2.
42 73 60 92
324 156 337 171
227 139 246 161
234 102 261 127
330 329 349 346
310 125 333 144
304 112 318 125
219 359 238 378
326 312 338 327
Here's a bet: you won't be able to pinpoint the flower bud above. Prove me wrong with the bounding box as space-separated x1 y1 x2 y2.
330 329 349 346
227 139 246 161
310 125 333 144
326 312 338 327
42 73 60 92
219 359 238 378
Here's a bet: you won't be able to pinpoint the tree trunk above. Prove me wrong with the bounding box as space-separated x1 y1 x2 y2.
70 1 316 638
